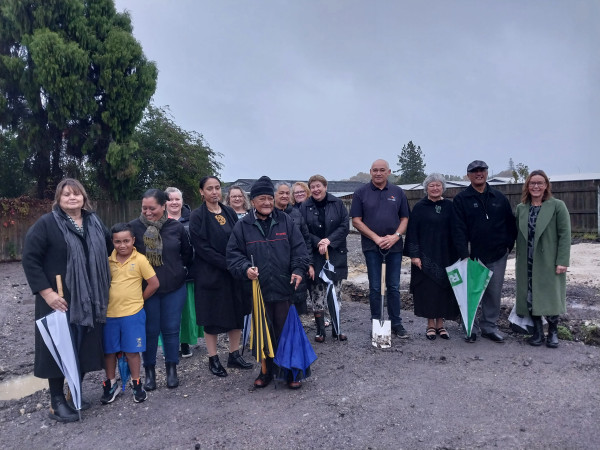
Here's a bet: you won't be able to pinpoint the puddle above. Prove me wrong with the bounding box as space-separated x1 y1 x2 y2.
0 374 47 401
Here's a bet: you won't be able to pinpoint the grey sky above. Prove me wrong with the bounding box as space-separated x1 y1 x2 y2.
114 0 599 182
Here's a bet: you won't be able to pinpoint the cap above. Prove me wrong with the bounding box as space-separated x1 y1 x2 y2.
250 176 274 199
467 160 489 172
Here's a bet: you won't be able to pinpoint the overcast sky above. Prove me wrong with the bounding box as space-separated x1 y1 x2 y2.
114 0 599 182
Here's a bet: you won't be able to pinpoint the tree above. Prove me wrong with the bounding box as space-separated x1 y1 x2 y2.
394 141 426 184
0 130 34 197
512 163 529 183
132 105 222 203
347 172 371 182
443 174 464 181
0 0 157 199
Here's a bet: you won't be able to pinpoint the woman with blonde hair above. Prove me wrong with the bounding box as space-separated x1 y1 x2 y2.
515 170 570 348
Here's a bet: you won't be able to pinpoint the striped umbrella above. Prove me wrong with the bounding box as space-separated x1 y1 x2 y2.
249 279 274 363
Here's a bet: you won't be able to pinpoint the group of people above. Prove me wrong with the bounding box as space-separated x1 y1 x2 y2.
22 158 571 423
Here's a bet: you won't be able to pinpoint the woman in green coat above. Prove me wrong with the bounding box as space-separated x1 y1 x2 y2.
515 170 571 348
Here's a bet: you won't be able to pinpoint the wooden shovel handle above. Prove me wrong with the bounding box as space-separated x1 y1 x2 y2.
56 275 64 297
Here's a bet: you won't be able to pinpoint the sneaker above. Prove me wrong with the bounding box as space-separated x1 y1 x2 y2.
100 379 120 404
180 343 193 358
392 324 409 339
131 379 147 403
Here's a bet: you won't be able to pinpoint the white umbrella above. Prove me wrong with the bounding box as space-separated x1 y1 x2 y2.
36 278 82 419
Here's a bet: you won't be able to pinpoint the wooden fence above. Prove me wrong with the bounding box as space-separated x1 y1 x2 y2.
2 179 598 262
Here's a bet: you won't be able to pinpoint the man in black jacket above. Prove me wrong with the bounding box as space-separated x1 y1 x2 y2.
227 176 309 389
452 160 517 343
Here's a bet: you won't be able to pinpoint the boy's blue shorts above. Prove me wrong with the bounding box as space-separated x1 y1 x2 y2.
103 309 146 354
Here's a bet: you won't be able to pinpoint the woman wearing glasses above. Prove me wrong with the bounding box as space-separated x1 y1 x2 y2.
515 170 571 348
291 181 310 208
225 185 251 219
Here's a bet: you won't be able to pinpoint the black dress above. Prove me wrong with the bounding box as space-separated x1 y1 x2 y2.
189 203 250 334
404 197 459 320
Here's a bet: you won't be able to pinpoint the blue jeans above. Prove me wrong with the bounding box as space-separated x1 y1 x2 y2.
143 284 187 366
364 250 402 327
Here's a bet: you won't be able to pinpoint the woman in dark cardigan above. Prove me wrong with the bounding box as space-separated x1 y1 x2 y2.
129 189 193 390
22 178 111 423
404 173 459 340
189 176 253 377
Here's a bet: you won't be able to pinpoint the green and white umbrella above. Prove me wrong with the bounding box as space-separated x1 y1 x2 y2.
446 258 493 338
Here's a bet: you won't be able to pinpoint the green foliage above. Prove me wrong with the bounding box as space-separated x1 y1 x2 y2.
443 174 464 181
512 163 529 183
0 130 34 197
132 105 222 203
0 0 157 199
347 172 371 182
557 325 573 341
394 141 426 184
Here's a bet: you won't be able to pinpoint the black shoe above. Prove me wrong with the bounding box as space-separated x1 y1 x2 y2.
392 324 409 339
180 343 193 358
314 312 326 343
254 372 273 388
481 331 505 343
464 333 477 343
131 379 147 403
49 395 79 423
165 362 179 388
144 365 156 391
331 328 348 341
227 350 253 369
527 316 545 346
208 355 228 377
546 316 559 348
100 379 120 404
66 388 92 411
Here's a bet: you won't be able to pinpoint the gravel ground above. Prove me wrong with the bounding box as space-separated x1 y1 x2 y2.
1 234 599 449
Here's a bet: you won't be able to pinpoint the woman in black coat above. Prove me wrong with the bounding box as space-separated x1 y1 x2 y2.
189 176 253 378
22 178 111 423
404 173 459 340
299 175 349 342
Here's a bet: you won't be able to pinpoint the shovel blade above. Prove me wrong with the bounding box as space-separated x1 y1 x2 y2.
372 319 392 348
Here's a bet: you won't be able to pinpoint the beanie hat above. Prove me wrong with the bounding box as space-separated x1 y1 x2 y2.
250 176 274 199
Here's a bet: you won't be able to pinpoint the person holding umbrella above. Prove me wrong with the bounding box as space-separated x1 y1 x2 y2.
23 178 112 422
130 189 193 389
515 170 571 348
299 174 349 342
452 160 517 343
227 176 310 389
404 173 459 340
189 176 253 378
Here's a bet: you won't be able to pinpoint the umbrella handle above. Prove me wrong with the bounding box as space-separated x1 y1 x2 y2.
325 249 329 261
56 275 63 297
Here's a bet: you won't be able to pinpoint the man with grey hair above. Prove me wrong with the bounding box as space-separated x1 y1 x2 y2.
350 159 410 338
452 160 517 343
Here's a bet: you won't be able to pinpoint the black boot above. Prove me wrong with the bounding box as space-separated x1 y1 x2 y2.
332 325 348 341
227 350 253 369
314 312 326 343
144 365 156 391
208 355 228 377
527 316 545 346
546 316 559 348
165 362 179 388
49 394 79 423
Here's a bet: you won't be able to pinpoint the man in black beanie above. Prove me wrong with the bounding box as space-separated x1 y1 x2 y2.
227 176 310 389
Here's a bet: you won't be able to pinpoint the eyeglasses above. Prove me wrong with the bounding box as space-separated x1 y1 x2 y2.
293 191 306 196
230 195 244 199
529 182 546 187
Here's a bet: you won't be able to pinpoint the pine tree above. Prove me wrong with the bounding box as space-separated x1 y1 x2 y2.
394 141 426 184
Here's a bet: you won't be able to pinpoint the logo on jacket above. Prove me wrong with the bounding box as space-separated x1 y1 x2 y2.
276 232 287 236
388 195 397 202
473 203 479 208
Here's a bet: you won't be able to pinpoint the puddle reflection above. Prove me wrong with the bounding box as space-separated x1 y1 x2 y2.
0 374 47 401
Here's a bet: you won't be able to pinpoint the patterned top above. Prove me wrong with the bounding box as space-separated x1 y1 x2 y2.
526 205 541 307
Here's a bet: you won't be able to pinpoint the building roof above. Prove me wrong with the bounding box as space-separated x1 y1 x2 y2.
224 179 366 194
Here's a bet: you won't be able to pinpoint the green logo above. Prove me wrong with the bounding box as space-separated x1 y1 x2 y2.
447 269 463 286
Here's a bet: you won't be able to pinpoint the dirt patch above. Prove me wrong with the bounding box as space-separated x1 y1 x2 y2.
1 236 599 449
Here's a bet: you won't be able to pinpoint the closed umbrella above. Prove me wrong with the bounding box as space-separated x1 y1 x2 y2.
274 304 317 382
249 279 274 363
446 258 493 339
35 276 82 420
116 352 131 392
319 251 341 339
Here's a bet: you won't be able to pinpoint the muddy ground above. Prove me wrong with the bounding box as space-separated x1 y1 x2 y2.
1 235 599 449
